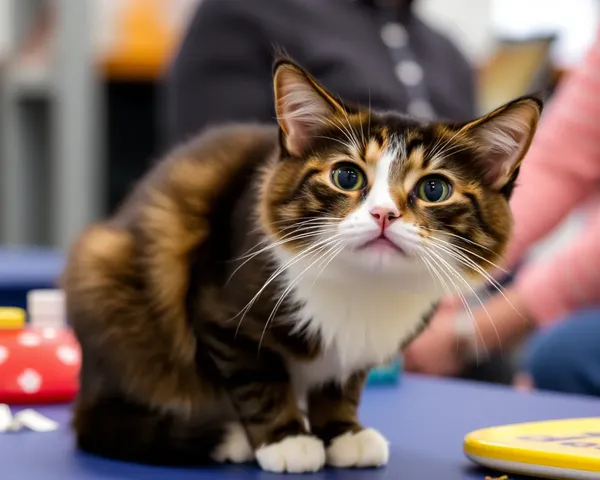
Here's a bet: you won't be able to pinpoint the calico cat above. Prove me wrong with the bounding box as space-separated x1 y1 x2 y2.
61 57 541 473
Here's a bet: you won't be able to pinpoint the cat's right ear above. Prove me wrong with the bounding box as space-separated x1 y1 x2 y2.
273 60 345 157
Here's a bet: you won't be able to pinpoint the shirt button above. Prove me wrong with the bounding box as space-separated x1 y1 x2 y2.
408 100 435 119
395 60 423 86
381 23 408 49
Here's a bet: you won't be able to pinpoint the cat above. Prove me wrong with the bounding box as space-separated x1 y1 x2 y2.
61 57 541 473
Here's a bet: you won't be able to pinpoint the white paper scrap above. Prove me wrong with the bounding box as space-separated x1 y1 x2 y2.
12 409 59 432
0 404 13 432
0 406 59 433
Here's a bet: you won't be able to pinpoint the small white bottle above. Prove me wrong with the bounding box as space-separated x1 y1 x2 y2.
26 289 66 329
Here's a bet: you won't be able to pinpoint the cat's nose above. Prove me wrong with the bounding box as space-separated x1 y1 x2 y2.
370 206 401 230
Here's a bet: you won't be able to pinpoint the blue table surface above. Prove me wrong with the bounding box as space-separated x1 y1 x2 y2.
2 375 600 480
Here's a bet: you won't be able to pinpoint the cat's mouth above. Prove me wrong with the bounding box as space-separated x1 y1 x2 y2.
358 235 407 256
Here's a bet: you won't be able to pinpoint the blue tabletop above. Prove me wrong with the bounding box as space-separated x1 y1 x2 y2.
2 375 599 480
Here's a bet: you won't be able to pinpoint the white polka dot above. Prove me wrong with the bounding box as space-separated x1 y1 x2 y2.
56 345 80 365
17 369 42 394
18 332 41 347
42 328 57 339
395 61 423 86
381 23 407 49
407 99 435 119
0 346 8 364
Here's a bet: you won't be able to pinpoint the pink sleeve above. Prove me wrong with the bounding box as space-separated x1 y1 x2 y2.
504 32 600 267
516 209 600 325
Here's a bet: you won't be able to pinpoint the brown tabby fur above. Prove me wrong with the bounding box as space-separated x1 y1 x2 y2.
61 57 541 468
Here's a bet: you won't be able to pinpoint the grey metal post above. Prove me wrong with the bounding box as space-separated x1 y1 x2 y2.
52 0 103 250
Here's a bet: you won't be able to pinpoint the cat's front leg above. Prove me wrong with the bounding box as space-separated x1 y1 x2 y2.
308 371 389 469
211 343 325 473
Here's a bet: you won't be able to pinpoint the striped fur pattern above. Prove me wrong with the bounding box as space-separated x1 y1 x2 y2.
61 58 541 473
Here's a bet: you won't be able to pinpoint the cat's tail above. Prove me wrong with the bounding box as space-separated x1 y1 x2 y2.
60 223 203 418
73 394 232 466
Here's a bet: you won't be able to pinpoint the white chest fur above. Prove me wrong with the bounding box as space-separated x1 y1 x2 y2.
283 264 439 395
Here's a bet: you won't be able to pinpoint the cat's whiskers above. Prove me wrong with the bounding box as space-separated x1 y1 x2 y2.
424 234 508 273
248 215 343 237
417 248 482 360
423 238 525 324
428 126 468 161
258 238 345 352
332 119 361 153
307 241 346 295
235 222 340 261
354 106 366 148
429 144 472 167
415 250 437 288
236 217 342 262
313 135 355 151
329 110 361 153
231 232 345 336
421 227 501 258
336 96 362 151
425 134 446 166
418 247 488 362
227 226 340 285
425 238 500 288
367 91 372 140
422 240 502 352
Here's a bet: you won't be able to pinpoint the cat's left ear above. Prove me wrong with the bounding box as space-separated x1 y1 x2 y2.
458 97 542 193
273 59 347 156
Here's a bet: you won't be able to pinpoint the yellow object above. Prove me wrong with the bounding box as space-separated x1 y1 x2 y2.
465 418 600 479
0 307 26 329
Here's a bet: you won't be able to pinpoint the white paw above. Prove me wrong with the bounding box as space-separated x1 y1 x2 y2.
327 428 389 468
211 423 254 464
255 435 325 473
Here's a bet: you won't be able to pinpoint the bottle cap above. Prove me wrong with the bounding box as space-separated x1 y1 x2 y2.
27 290 66 328
0 308 26 329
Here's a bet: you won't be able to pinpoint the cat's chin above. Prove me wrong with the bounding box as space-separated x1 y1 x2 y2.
356 237 407 256
335 245 421 277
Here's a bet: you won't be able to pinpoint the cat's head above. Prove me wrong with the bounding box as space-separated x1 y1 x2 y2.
259 58 541 289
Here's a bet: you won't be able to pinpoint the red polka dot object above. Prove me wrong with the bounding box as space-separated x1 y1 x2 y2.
0 307 80 404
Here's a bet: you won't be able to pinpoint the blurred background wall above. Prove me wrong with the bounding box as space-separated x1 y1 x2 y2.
0 0 597 256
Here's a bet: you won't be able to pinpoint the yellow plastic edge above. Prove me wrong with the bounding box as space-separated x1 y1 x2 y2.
464 428 600 473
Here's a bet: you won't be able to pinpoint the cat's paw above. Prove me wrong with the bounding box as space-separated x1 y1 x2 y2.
327 428 389 468
255 435 326 473
211 423 254 464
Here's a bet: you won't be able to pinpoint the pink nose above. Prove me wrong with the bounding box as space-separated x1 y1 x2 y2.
370 206 400 230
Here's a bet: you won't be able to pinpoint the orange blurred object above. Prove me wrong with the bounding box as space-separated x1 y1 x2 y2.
103 0 180 80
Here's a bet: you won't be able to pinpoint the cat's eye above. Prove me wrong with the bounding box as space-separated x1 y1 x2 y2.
416 176 452 203
331 165 366 191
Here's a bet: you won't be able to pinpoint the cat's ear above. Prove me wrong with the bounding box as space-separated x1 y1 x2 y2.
458 97 542 193
273 59 345 156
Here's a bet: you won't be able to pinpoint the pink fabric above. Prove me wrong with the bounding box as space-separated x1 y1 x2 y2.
507 31 600 325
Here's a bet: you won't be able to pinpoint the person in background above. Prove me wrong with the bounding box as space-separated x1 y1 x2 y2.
403 31 600 396
163 0 476 147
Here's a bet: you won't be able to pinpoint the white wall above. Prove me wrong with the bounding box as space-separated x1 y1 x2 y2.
0 0 12 59
416 0 600 68
492 0 599 68
415 0 496 66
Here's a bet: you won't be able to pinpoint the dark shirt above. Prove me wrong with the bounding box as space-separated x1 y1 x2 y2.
163 0 476 148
